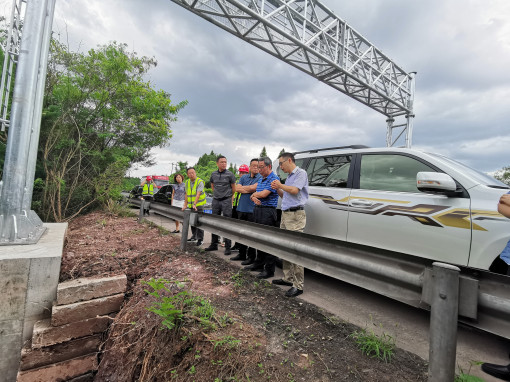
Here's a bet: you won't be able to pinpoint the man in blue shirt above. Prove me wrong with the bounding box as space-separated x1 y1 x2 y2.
271 152 309 297
247 157 280 279
230 158 262 264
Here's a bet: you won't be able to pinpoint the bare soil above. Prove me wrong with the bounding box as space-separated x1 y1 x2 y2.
61 211 429 381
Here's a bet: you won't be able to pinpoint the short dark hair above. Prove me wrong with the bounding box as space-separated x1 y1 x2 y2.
250 158 259 164
174 173 184 182
258 157 272 168
279 152 295 163
186 167 195 173
217 155 226 162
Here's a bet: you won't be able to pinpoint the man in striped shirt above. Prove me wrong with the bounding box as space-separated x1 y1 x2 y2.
246 157 280 279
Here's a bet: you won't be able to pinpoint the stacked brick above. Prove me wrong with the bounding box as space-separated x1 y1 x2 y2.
17 275 127 382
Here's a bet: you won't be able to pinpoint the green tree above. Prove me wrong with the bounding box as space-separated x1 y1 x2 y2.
260 146 268 157
34 40 187 221
494 166 510 186
278 148 286 157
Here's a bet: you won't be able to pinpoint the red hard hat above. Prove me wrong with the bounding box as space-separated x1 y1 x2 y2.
239 164 249 173
146 176 152 181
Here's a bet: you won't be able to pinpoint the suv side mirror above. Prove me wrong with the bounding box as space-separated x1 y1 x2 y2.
417 172 457 194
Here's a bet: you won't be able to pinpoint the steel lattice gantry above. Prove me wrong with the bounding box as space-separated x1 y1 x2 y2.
170 0 416 147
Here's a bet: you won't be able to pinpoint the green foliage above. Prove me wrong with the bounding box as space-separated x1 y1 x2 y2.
260 146 268 157
212 335 241 350
123 177 141 191
494 166 510 186
143 278 217 331
350 326 395 363
278 148 286 157
455 361 485 382
31 39 187 221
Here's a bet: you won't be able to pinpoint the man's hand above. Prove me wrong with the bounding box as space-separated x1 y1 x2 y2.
251 196 261 205
271 179 282 190
500 194 510 206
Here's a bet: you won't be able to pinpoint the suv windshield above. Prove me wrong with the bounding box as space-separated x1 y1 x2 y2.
430 153 509 188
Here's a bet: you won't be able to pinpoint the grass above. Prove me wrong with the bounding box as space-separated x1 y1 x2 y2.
350 325 395 363
455 361 486 382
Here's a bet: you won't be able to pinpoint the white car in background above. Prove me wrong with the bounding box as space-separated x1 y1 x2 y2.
275 146 510 273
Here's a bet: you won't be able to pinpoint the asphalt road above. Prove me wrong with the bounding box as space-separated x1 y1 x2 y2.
144 211 509 381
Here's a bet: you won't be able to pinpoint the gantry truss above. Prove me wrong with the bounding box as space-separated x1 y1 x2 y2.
170 0 415 145
0 0 25 132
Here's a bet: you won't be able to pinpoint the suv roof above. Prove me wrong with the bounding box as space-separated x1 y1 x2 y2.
293 145 369 155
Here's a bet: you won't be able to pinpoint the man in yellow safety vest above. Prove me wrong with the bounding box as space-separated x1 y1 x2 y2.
141 176 155 215
182 167 206 246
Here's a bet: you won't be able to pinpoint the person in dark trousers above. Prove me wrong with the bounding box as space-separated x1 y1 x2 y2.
245 156 280 279
182 167 206 247
230 159 261 263
481 192 510 381
271 152 309 297
230 164 250 252
141 176 155 215
204 155 236 255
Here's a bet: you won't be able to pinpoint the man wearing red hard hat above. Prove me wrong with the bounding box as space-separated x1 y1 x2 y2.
141 176 155 215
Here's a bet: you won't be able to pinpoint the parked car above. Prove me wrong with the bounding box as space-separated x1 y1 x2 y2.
274 145 510 273
153 184 173 205
129 186 143 199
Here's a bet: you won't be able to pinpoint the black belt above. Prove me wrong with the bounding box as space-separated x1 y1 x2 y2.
284 206 304 212
255 205 276 209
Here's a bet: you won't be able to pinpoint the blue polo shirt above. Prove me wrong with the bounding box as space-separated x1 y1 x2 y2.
237 173 262 213
256 172 279 207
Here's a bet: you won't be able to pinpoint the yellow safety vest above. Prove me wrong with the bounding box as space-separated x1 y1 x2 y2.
142 183 154 196
185 178 206 208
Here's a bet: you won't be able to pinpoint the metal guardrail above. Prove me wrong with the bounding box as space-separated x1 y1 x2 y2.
144 200 510 341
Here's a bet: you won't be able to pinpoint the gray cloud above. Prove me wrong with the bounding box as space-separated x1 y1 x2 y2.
4 0 509 175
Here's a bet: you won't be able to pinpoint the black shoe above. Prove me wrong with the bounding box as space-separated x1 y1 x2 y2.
244 263 264 271
230 255 245 261
224 249 232 256
231 244 240 251
272 279 293 287
241 259 255 266
204 245 218 252
285 287 303 297
481 363 510 381
187 237 197 242
196 240 203 247
256 270 274 279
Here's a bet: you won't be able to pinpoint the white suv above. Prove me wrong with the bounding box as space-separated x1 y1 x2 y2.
275 146 510 272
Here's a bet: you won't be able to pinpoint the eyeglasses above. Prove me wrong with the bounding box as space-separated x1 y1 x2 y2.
278 160 286 166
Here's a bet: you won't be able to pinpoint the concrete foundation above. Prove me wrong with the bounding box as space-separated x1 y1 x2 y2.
0 223 66 382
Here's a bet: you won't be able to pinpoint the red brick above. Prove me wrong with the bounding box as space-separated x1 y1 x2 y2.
51 293 124 326
17 353 98 382
57 275 127 305
32 316 111 348
20 335 101 371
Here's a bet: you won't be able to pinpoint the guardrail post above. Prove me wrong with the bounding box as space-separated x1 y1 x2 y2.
180 209 191 251
428 262 460 382
138 199 145 223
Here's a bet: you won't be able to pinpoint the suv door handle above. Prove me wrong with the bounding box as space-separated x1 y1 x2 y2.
349 199 375 208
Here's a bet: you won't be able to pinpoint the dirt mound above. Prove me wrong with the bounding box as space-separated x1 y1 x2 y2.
62 211 428 381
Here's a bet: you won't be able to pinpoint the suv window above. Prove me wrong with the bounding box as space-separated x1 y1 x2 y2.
307 155 351 187
277 158 306 183
359 154 435 192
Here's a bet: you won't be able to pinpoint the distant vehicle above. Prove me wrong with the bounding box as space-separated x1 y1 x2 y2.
153 184 173 205
274 145 510 273
141 175 169 189
129 186 143 199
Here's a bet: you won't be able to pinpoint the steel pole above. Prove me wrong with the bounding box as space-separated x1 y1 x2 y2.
180 209 191 251
428 262 460 382
0 0 51 245
23 0 56 213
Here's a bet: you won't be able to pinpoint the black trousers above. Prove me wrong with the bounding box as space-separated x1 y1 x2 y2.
211 198 232 248
253 206 277 272
237 211 256 260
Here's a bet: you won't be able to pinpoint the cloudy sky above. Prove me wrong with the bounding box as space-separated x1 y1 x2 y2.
3 0 510 176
